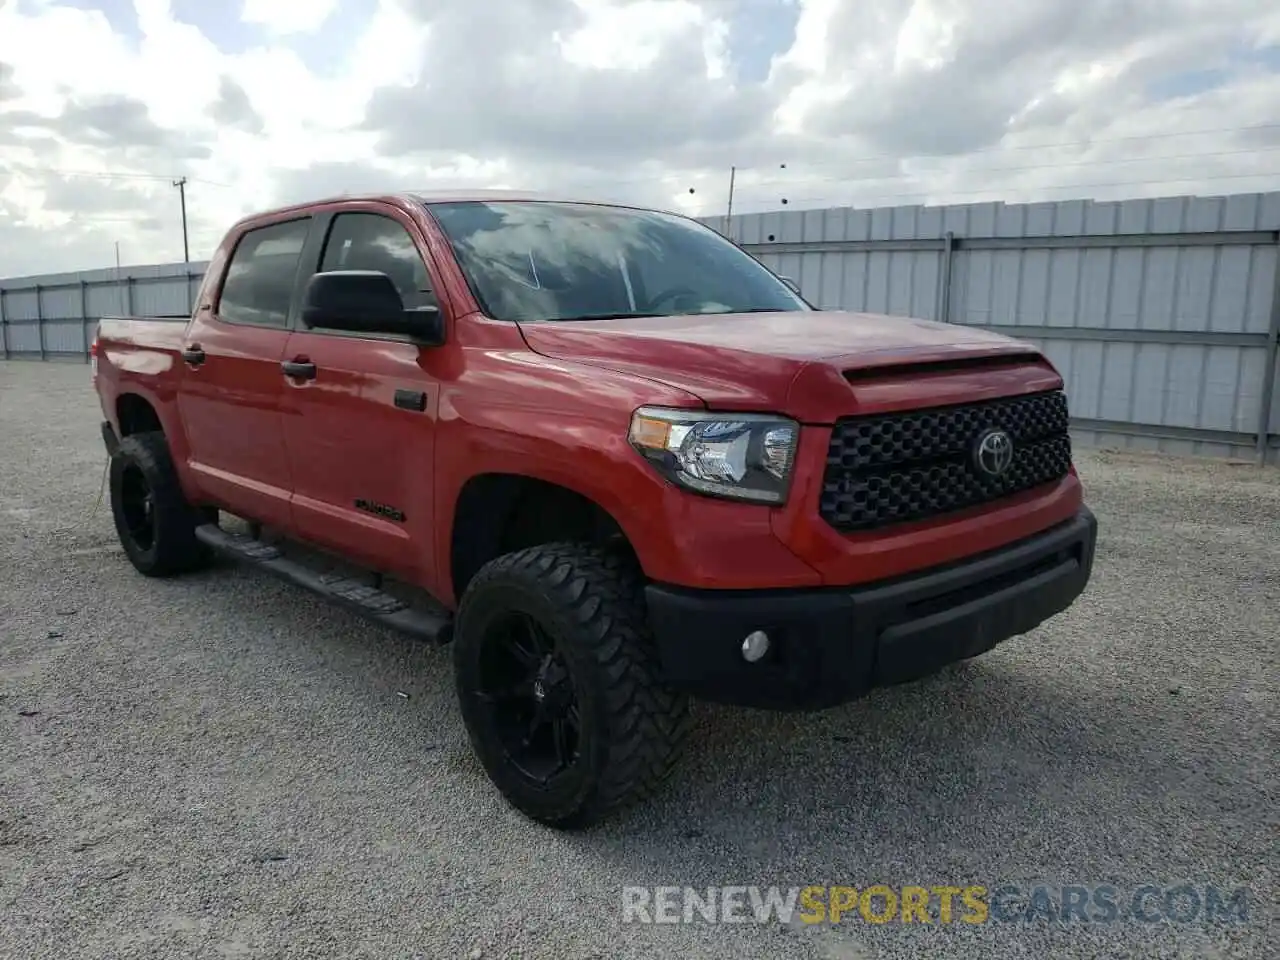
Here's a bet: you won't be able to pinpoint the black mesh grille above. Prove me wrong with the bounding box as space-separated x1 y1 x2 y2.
820 390 1072 532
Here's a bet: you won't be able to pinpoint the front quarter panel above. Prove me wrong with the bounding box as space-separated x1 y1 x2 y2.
431 315 824 605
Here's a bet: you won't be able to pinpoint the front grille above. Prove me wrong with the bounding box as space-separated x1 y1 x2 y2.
820 390 1072 532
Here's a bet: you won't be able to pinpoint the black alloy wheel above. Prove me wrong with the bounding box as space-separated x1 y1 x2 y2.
453 543 692 828
476 611 582 783
118 462 157 553
108 431 212 577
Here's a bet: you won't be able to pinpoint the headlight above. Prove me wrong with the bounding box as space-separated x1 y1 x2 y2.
628 406 800 504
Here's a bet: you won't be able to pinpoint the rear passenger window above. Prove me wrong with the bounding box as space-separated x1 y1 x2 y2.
320 213 437 309
218 219 311 327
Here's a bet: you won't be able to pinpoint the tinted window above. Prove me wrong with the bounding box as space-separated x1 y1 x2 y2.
320 213 436 308
426 200 808 322
218 219 310 327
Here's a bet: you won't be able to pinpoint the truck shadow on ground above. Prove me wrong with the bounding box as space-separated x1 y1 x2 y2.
557 656 1264 883
176 553 1265 895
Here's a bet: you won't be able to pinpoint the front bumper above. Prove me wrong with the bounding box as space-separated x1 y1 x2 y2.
645 507 1097 711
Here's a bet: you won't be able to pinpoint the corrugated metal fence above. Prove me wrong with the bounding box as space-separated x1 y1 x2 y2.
706 191 1280 464
0 260 204 359
2 191 1278 464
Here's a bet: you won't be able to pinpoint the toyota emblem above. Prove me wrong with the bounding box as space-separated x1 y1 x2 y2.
973 428 1014 478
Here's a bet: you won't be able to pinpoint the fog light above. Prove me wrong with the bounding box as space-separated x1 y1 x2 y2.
741 630 770 663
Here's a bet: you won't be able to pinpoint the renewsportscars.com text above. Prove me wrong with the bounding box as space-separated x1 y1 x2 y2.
621 884 1250 926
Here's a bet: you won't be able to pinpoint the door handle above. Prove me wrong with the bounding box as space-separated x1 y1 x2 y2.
281 360 317 380
181 345 205 365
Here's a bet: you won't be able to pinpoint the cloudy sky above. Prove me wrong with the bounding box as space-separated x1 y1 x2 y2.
1 0 1279 277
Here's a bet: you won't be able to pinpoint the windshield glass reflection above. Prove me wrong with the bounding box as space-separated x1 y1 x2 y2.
426 200 810 322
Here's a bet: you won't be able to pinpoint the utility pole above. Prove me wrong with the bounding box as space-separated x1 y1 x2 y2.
725 166 736 239
115 242 125 314
172 177 189 262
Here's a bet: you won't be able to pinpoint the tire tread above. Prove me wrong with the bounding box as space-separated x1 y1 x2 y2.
458 542 692 827
110 431 210 577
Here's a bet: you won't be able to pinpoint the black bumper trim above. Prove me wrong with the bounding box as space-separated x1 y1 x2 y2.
101 420 120 457
645 507 1097 711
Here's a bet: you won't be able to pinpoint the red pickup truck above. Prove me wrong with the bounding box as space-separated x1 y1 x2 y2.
92 191 1096 828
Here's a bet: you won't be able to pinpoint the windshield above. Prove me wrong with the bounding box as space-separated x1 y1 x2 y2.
425 200 810 322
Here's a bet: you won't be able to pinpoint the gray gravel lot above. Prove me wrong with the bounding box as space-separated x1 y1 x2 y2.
2 359 1277 959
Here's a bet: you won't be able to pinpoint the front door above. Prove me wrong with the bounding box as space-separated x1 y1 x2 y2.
178 216 314 529
279 208 444 583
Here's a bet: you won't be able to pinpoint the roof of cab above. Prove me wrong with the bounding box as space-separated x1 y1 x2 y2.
227 190 677 234
411 190 679 217
410 188 570 204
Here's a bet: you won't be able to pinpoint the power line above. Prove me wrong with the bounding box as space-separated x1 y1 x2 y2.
694 169 1280 216
0 164 229 187
9 149 1280 233
4 122 1278 196
4 167 169 182
6 122 1279 196
563 121 1280 193
661 147 1280 216
37 168 1280 230
703 120 1280 178
715 145 1280 192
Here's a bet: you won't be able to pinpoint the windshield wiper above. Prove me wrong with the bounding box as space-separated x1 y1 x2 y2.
546 307 798 322
550 311 666 322
698 307 797 315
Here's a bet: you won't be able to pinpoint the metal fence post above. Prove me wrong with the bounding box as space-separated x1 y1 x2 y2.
0 288 8 360
936 231 956 324
36 284 45 360
125 275 134 315
80 280 91 362
1255 235 1280 464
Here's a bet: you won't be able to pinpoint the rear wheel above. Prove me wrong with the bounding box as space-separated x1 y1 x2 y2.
453 543 691 829
109 431 212 577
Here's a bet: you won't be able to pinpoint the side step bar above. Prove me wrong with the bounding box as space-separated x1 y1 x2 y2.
194 524 453 644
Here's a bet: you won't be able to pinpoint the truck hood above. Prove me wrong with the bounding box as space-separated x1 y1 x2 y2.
518 310 1060 422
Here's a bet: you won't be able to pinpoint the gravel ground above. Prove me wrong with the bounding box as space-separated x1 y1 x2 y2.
1 359 1276 960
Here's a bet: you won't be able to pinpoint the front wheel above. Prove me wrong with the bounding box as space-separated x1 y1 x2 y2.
453 544 691 829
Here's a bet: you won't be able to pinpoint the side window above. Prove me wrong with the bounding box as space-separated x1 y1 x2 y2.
320 213 437 309
217 219 311 327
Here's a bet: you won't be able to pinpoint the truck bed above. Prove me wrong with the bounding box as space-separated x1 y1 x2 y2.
96 315 190 351
93 315 193 419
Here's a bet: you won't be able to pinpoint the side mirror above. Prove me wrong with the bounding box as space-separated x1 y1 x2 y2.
300 270 445 345
779 276 802 296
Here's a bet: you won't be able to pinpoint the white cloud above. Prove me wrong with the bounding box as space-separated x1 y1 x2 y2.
893 0 962 74
558 0 707 71
239 0 342 36
0 0 1278 278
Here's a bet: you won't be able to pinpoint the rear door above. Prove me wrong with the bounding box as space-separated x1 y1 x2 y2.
279 204 447 583
178 216 314 528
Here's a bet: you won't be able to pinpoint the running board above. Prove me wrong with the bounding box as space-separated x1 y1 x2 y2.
194 524 453 644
